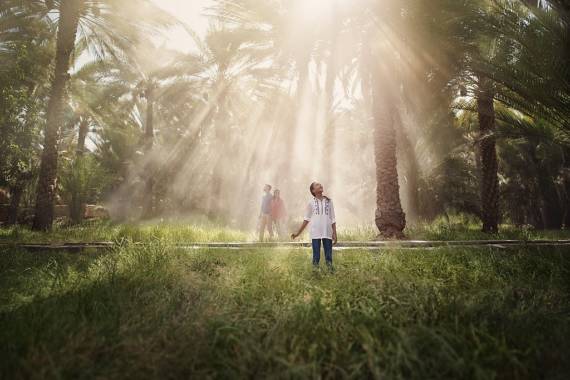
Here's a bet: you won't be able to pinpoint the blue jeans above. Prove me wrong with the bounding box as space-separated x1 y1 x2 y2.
312 238 333 267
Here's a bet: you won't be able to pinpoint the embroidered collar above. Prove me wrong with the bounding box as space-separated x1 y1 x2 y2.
312 196 330 215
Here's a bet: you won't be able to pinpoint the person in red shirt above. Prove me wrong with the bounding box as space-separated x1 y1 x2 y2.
271 189 287 240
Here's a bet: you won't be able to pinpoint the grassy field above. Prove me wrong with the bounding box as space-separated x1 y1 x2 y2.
1 234 569 379
1 214 569 244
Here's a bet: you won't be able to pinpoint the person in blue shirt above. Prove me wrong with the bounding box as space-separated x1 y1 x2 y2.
259 184 274 241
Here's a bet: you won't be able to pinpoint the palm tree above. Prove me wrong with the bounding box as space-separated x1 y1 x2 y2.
211 0 324 179
92 43 208 220
484 1 570 131
32 0 174 230
63 58 123 223
63 60 105 223
32 0 83 230
160 24 273 217
0 1 54 225
343 2 411 239
369 46 407 239
0 1 49 67
140 79 157 218
409 0 501 232
475 76 500 232
452 0 570 232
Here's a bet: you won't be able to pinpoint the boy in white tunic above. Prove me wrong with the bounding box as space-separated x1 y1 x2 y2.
291 182 337 268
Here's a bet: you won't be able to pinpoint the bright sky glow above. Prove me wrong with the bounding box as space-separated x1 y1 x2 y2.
150 0 213 52
150 0 353 53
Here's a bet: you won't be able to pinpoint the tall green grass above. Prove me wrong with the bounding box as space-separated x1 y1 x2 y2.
340 214 570 241
0 221 250 244
1 214 569 244
1 242 569 379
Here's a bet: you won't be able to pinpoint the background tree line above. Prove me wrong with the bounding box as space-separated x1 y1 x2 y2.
0 0 569 237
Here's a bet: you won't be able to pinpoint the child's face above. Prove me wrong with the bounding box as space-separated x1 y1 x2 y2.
313 183 324 196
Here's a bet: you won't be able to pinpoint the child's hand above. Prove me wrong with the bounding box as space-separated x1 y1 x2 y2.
333 233 338 245
291 233 298 240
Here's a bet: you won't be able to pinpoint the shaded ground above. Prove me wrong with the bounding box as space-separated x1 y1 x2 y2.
1 241 569 379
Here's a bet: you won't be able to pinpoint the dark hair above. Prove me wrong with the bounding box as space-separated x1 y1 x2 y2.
309 182 317 196
309 182 331 200
265 184 272 191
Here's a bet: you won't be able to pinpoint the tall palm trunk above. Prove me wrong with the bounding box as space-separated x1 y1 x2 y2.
70 117 89 224
321 6 339 187
396 117 419 223
529 143 563 229
208 81 231 219
7 183 24 225
32 0 83 230
76 117 89 156
476 77 499 233
371 65 406 239
322 52 337 188
281 55 310 180
142 83 155 219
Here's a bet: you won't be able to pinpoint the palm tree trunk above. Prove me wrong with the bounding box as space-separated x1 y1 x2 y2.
563 176 570 228
281 55 310 180
476 78 500 233
142 83 155 219
396 118 419 223
530 145 564 229
70 117 89 224
32 0 83 231
207 82 231 218
322 53 337 188
321 6 339 187
7 184 23 225
77 117 89 156
371 67 406 239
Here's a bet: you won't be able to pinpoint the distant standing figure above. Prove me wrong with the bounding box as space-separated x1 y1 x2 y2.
259 184 274 241
271 189 287 239
291 182 337 269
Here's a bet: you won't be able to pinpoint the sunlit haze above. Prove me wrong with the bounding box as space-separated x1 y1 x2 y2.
3 0 565 237
101 0 424 227
151 0 212 52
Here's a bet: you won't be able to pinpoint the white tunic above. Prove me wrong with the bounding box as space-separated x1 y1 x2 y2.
304 197 336 240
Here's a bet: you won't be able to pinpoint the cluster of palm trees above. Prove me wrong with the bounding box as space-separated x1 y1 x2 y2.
1 0 569 236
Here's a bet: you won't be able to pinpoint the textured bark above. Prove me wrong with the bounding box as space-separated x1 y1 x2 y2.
371 66 406 239
69 184 84 224
396 119 419 223
476 79 500 233
562 176 570 228
77 117 89 156
32 0 82 231
531 146 564 229
142 84 155 219
69 118 89 224
7 185 23 225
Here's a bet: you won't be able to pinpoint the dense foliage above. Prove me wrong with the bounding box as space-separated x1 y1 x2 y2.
0 0 569 233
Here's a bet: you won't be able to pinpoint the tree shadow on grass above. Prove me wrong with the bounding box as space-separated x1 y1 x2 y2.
0 261 209 379
1 246 570 379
